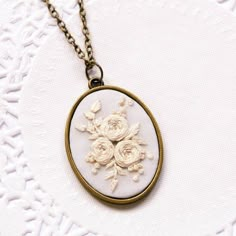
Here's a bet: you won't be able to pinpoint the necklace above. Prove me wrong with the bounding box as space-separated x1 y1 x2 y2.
43 0 163 204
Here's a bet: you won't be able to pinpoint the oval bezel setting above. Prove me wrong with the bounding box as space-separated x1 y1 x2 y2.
65 85 163 204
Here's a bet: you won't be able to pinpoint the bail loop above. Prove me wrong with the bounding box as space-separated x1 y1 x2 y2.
85 62 104 89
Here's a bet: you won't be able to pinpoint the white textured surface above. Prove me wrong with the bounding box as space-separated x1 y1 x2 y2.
1 0 236 235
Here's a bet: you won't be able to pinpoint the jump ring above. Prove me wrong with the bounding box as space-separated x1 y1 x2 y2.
85 62 104 89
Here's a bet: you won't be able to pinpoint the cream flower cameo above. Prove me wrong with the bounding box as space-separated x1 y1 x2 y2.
75 97 154 192
101 114 128 141
91 137 114 165
114 140 144 168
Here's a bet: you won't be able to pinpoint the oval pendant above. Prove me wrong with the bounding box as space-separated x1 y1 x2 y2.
65 86 163 204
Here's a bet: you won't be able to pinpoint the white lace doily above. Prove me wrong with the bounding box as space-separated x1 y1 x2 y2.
1 0 236 235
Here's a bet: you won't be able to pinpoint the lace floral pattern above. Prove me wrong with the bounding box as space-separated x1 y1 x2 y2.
75 98 154 192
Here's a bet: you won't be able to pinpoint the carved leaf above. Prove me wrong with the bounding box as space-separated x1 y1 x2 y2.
118 107 127 115
118 97 126 107
105 160 115 169
125 123 140 140
132 136 147 145
84 111 95 120
88 133 99 140
94 117 103 127
139 168 144 175
90 100 101 113
94 163 101 169
111 178 118 192
75 123 86 132
128 99 134 106
105 170 115 180
86 122 95 133
116 166 127 176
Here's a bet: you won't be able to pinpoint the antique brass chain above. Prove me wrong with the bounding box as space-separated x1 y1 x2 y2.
42 0 104 88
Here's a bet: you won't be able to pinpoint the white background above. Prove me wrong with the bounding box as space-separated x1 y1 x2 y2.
1 0 236 236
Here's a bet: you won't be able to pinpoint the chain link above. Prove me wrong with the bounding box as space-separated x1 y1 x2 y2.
42 0 104 88
78 0 95 63
42 0 95 66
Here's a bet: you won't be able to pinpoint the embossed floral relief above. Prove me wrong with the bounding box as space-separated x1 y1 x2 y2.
75 97 154 192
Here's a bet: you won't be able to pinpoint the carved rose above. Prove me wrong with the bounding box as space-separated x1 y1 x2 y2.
92 137 114 165
114 140 142 168
100 114 128 141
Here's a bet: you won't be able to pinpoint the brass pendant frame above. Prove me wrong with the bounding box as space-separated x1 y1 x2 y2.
65 85 163 204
